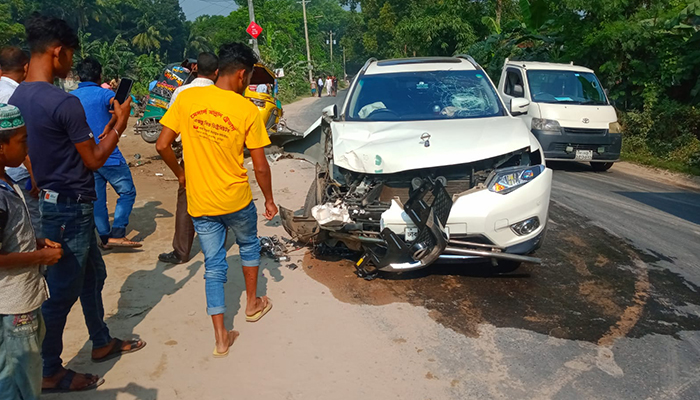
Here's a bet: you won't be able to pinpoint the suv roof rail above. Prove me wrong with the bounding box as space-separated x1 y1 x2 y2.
454 54 484 71
358 57 378 78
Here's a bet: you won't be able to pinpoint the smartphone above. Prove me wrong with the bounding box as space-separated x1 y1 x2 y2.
111 78 134 109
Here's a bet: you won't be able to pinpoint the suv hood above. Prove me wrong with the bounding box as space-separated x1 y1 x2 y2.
331 117 532 173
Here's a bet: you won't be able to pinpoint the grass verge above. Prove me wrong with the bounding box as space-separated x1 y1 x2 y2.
621 151 700 177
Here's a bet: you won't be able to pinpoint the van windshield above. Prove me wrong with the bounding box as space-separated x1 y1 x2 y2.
527 70 608 105
346 70 506 121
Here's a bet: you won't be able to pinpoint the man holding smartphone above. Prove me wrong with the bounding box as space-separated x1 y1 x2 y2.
9 14 145 392
72 57 141 249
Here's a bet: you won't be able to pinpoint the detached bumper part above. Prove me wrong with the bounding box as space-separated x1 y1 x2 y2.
357 180 452 276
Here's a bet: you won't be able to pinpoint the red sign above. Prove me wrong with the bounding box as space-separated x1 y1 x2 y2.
246 21 263 39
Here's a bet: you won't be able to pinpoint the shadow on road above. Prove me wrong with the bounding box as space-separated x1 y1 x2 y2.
126 200 173 241
44 383 158 400
63 260 202 379
616 191 700 225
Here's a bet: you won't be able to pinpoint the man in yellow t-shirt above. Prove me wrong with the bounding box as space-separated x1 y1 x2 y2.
156 43 277 358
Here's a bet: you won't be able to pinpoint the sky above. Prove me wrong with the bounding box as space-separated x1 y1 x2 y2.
180 0 238 20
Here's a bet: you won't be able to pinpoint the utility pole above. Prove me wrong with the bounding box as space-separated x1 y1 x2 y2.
247 0 260 57
343 47 346 81
300 0 313 85
329 30 333 63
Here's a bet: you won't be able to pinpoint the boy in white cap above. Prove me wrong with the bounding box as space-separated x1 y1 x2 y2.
0 103 63 400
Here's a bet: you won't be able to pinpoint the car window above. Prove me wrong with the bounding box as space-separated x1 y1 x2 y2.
527 70 608 105
504 69 524 97
346 70 506 121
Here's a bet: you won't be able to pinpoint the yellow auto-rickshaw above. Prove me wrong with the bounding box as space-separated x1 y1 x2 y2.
245 63 283 135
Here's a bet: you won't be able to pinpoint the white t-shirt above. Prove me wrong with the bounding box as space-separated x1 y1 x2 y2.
318 79 323 87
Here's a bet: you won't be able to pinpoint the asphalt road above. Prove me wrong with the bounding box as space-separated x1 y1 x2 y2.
282 91 700 399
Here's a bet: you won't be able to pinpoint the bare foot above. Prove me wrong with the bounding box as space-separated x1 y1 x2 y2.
42 367 101 392
106 237 143 248
215 330 240 355
92 337 146 361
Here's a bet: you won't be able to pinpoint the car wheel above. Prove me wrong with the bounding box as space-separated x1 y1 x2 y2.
494 260 521 274
590 162 614 172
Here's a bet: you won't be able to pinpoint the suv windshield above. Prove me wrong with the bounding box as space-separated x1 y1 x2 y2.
527 70 608 105
346 70 506 121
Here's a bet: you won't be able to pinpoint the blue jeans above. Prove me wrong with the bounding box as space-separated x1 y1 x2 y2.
192 201 261 316
94 163 136 243
0 309 44 400
39 198 111 377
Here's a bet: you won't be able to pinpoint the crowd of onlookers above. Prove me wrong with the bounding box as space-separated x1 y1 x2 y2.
311 75 339 97
1 12 277 399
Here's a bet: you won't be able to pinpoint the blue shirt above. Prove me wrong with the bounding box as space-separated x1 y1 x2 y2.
71 82 125 167
9 82 97 199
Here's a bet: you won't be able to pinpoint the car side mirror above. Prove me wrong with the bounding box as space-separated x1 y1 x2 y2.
322 104 338 119
513 84 525 98
510 98 530 116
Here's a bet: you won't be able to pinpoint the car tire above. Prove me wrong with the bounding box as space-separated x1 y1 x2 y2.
303 178 319 216
494 260 521 274
590 162 614 172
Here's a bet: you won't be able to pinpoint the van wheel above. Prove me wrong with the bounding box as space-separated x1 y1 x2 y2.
590 162 614 172
494 260 521 274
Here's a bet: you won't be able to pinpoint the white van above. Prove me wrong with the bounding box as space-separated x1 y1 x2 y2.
497 60 621 171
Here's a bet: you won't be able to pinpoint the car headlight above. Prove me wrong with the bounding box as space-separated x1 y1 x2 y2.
532 118 561 133
488 164 545 194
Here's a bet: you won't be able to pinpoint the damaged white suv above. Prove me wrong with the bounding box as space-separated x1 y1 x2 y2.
281 56 552 277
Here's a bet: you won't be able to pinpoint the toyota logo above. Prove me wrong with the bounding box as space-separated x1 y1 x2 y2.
582 118 590 124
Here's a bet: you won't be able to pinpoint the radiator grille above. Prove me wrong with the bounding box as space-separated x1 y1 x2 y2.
563 127 607 135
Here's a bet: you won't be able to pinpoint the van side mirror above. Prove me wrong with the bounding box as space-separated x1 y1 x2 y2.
513 84 525 98
510 98 530 116
322 104 338 119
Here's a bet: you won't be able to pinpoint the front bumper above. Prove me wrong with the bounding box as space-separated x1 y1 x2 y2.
532 129 621 162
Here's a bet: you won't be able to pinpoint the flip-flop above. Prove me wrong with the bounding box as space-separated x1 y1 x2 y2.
213 330 240 358
246 297 273 323
106 239 143 248
41 369 105 393
92 338 147 363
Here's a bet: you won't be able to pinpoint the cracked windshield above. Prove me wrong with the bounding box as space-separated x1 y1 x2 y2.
347 70 505 121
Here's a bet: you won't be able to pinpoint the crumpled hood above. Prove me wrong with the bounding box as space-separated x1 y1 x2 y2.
331 117 532 174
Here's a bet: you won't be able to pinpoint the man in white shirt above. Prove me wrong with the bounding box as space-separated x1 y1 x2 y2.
159 52 219 265
317 77 323 97
169 52 218 108
0 46 40 232
325 76 332 96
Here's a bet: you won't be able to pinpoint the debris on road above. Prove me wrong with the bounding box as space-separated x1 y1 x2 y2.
286 263 299 270
155 173 164 177
260 235 290 262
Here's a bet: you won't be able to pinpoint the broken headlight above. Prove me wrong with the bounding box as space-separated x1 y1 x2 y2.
249 98 266 108
488 165 545 194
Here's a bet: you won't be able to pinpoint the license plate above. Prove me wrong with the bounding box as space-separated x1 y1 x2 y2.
405 227 419 241
575 150 593 161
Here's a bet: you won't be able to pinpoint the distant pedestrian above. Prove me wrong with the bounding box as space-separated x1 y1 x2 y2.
72 57 141 249
10 14 145 392
310 79 317 97
0 47 40 233
157 42 277 357
159 51 219 265
332 76 338 97
0 103 63 400
317 77 323 97
325 76 332 96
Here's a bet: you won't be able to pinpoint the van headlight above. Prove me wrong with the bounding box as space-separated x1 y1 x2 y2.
532 118 561 133
488 165 545 194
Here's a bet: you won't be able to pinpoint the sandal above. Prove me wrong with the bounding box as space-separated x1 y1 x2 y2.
42 369 105 393
213 330 240 358
106 238 143 248
92 338 147 363
246 297 273 323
